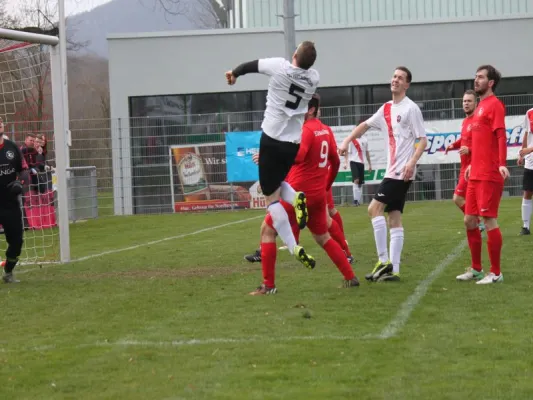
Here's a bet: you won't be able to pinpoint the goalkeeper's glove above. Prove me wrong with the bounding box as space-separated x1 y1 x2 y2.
6 180 23 196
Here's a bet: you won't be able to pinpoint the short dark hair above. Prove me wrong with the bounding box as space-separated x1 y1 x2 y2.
477 65 502 91
395 66 412 83
308 93 320 115
464 89 477 97
295 41 317 70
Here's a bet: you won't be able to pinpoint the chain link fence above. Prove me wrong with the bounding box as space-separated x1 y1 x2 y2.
4 93 532 217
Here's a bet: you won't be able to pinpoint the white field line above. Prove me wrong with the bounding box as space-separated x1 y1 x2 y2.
2 335 366 353
376 239 468 340
17 215 263 275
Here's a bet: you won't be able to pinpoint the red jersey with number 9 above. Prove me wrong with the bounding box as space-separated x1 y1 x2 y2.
286 118 340 200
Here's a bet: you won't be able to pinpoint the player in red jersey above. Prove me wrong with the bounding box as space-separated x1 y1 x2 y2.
457 65 509 285
445 90 476 210
250 95 358 295
444 90 485 231
243 187 353 264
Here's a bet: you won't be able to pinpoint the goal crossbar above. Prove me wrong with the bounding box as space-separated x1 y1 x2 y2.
0 27 59 46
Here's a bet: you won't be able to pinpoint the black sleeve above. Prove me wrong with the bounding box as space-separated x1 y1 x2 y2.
232 60 259 78
14 144 26 173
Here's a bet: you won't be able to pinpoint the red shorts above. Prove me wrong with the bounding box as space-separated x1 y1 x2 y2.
454 175 468 197
326 189 334 210
465 180 504 218
265 197 328 236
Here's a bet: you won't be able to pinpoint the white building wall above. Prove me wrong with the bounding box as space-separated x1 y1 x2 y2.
241 0 533 28
108 15 533 214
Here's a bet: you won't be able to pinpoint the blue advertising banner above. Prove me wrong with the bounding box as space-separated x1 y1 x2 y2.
225 131 261 182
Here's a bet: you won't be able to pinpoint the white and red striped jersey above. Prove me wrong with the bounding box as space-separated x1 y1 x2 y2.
366 96 426 181
348 136 368 164
523 108 533 171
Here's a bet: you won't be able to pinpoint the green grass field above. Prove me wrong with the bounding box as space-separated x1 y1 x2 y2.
1 197 532 400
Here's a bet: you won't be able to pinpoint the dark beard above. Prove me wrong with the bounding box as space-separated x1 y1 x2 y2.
475 86 487 96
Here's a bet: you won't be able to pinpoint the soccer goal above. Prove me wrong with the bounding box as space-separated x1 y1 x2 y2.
0 28 70 265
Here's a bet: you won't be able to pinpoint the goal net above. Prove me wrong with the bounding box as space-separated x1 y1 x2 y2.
0 29 70 266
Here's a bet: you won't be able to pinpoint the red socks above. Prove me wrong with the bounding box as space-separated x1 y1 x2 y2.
261 243 276 287
331 212 345 234
329 219 351 257
466 228 482 272
487 228 502 276
323 239 355 280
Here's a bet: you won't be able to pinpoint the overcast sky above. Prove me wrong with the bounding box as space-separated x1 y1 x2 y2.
5 0 113 18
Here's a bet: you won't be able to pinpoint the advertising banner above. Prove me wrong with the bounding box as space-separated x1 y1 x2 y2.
225 131 260 183
169 143 250 212
225 115 526 196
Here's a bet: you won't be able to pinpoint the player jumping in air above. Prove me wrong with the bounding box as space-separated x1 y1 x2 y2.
517 106 533 236
339 66 428 282
0 117 29 283
458 65 509 284
445 90 485 232
250 95 359 295
226 41 319 269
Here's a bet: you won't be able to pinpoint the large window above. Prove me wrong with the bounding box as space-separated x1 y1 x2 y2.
130 76 533 120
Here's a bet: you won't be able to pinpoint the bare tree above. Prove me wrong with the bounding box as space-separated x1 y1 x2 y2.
145 0 231 28
0 0 87 130
0 0 17 27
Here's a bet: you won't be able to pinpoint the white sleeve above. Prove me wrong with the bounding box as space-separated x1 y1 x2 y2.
366 105 385 130
258 58 286 76
410 104 426 138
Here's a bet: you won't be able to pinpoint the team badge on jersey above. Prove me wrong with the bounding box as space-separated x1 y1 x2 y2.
397 115 402 123
5 150 14 160
478 107 484 116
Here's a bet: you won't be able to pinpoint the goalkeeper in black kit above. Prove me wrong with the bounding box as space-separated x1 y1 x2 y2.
0 117 29 283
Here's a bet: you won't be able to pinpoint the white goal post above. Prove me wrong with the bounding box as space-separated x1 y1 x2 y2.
0 27 70 263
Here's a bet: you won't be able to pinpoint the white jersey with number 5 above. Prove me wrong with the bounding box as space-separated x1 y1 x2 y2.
258 58 320 144
366 96 426 181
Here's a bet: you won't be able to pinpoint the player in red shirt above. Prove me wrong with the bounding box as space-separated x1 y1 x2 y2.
457 65 509 285
250 95 358 295
326 182 348 240
244 184 353 264
444 90 485 231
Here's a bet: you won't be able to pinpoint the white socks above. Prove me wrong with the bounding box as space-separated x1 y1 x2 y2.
372 217 405 274
371 216 388 263
353 184 362 203
268 201 297 254
390 227 404 274
280 181 297 204
522 199 532 229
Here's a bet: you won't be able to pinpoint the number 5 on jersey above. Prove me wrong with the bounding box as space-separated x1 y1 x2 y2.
285 83 305 110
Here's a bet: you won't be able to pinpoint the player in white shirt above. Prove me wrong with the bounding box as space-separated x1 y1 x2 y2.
225 41 320 269
339 66 427 282
344 134 372 206
518 107 533 236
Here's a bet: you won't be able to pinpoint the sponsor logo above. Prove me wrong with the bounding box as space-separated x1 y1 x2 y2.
177 153 204 186
425 133 461 155
248 181 266 209
204 157 227 165
236 147 259 157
